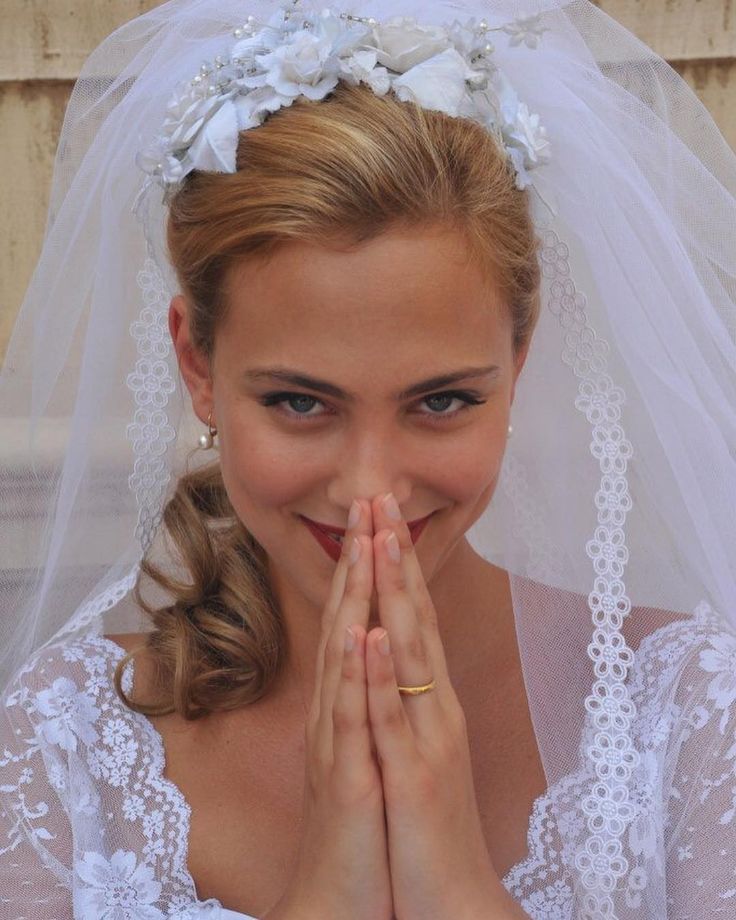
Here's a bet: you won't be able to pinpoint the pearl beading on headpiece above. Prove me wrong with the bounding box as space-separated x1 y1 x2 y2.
135 0 551 204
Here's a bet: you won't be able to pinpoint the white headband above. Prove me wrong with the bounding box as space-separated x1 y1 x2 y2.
135 1 551 202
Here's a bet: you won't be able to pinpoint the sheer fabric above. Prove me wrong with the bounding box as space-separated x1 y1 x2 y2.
2 599 735 918
1 0 736 916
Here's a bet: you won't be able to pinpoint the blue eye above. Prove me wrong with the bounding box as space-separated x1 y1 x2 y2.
259 390 486 424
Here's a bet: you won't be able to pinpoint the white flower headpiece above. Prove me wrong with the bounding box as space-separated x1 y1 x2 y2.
136 1 551 201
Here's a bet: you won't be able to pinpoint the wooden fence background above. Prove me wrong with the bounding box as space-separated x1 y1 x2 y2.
2 0 735 363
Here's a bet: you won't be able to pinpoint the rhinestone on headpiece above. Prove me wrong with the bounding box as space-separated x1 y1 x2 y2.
135 0 551 204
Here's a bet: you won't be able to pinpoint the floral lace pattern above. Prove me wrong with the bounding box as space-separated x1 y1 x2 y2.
499 228 640 916
126 256 177 556
0 634 224 918
2 603 735 919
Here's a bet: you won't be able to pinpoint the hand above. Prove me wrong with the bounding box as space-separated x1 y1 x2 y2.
266 499 393 920
363 492 516 920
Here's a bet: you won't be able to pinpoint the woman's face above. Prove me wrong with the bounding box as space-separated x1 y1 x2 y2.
178 224 527 622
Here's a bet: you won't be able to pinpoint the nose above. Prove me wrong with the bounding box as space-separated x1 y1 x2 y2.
326 431 411 522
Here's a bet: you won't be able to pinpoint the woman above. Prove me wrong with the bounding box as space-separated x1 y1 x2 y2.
1 1 735 918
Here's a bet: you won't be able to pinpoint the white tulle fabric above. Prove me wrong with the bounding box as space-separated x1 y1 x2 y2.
3 605 736 918
1 0 736 917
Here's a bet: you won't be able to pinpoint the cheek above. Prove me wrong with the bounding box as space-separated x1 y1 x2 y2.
216 415 312 513
431 423 506 504
218 399 318 526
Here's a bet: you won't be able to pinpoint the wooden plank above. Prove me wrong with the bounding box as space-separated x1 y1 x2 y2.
2 0 735 81
596 0 736 61
0 0 161 81
2 4 735 363
0 82 72 363
672 58 736 151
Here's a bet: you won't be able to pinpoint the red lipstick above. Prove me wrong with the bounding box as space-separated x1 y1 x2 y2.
301 512 433 563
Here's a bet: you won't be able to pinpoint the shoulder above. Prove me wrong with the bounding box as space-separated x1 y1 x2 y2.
627 600 736 822
1 631 135 754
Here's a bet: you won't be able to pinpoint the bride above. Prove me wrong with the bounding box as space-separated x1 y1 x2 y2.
1 2 735 918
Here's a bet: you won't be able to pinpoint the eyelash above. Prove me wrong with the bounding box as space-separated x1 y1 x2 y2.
260 390 487 424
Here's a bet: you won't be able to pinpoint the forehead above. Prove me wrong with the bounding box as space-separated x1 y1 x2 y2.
218 225 511 370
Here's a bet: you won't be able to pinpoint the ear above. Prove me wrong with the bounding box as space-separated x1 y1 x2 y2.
168 294 213 425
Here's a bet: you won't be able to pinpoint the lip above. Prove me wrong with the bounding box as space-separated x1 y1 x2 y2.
301 511 434 563
301 511 432 537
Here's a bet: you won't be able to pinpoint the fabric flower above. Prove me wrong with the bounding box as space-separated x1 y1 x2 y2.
502 13 549 49
521 879 573 918
699 631 736 711
582 778 635 836
75 849 165 919
586 679 636 732
245 24 341 100
372 16 450 72
126 359 176 410
126 408 176 459
586 524 630 579
588 576 632 631
590 424 633 476
588 730 638 783
339 49 391 95
186 99 240 175
391 47 480 116
575 834 628 892
161 84 226 150
136 5 551 195
587 627 635 680
34 676 100 753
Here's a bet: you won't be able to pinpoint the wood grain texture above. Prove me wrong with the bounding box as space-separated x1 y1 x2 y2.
2 1 735 361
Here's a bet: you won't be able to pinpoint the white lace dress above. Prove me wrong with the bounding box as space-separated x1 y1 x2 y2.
1 600 735 919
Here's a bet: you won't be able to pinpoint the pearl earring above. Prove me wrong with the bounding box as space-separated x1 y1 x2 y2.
198 409 217 449
508 423 514 438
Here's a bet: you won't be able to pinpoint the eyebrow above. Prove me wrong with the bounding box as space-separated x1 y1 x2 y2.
242 365 501 401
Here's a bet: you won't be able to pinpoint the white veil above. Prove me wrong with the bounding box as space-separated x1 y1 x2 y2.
1 1 735 916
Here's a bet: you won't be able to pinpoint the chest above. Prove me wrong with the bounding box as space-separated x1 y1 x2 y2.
154 674 547 918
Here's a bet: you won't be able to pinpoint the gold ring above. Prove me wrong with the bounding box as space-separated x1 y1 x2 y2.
397 678 436 696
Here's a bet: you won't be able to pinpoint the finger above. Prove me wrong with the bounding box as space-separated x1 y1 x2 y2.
372 493 451 692
372 526 435 693
317 504 375 763
332 623 374 788
310 499 370 722
365 627 422 788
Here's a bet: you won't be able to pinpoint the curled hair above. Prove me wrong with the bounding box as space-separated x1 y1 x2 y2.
114 80 542 719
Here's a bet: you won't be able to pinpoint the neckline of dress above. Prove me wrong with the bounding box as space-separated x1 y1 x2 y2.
93 632 555 900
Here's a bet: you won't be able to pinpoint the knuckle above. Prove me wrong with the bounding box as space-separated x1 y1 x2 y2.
332 702 361 736
395 633 428 665
339 654 361 687
379 703 407 733
419 605 441 636
335 769 382 811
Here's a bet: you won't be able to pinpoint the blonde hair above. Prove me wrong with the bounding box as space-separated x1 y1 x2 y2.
113 80 542 719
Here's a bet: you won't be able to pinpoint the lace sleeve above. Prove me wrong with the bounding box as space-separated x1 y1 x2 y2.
664 625 736 918
0 659 74 918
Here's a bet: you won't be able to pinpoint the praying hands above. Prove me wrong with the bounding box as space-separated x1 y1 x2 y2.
265 494 530 920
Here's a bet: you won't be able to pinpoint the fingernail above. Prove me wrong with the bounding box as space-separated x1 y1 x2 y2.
385 532 400 563
348 500 361 529
382 492 401 521
378 629 391 656
349 536 362 566
344 626 356 653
